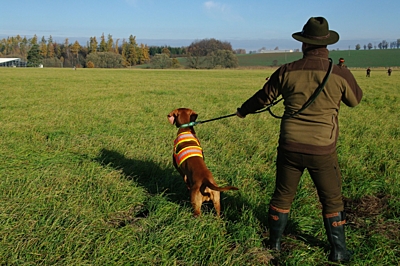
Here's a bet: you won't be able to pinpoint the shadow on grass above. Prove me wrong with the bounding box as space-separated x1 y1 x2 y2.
94 148 333 251
94 148 261 221
95 148 188 203
221 185 326 250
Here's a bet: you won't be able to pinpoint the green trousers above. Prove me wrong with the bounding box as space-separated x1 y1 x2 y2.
270 148 344 214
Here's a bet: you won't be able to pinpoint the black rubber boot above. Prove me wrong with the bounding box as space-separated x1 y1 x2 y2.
323 211 352 263
267 206 289 250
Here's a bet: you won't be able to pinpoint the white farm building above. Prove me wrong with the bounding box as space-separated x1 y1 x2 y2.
0 58 27 67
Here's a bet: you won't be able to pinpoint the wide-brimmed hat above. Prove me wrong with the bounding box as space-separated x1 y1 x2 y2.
292 17 339 45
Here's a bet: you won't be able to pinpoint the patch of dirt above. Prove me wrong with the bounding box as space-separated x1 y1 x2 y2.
106 205 149 228
344 194 399 241
344 194 390 217
265 194 399 265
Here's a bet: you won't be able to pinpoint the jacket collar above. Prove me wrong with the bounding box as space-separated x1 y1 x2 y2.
303 47 329 58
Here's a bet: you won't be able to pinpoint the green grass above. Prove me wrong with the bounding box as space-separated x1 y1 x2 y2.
237 49 400 68
0 68 399 265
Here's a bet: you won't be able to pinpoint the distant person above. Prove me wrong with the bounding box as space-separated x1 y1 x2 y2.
337 58 346 68
236 16 362 263
387 67 392 76
366 67 371 77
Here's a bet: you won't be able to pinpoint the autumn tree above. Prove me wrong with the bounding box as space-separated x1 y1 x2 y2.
54 43 62 59
150 53 171 69
206 49 238 69
139 43 150 64
39 36 47 58
87 61 95 68
89 37 98 53
186 54 203 69
136 45 143 65
61 38 73 67
63 38 70 57
187 38 232 57
99 33 107 52
171 58 180 68
186 38 235 69
86 52 122 68
115 39 120 54
3 36 21 56
161 47 171 57
30 35 38 45
121 35 139 67
121 40 129 66
70 40 81 67
18 36 29 58
107 34 114 52
47 35 55 58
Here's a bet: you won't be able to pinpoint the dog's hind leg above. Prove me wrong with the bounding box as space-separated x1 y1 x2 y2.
190 185 203 217
211 191 221 217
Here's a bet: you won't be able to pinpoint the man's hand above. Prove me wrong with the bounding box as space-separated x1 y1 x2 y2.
236 109 245 118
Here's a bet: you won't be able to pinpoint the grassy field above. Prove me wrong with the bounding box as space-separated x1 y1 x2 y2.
237 49 400 68
0 68 399 265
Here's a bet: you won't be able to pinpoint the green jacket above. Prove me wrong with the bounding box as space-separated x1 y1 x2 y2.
238 47 363 155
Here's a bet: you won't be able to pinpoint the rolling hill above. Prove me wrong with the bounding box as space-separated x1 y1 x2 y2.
237 49 400 68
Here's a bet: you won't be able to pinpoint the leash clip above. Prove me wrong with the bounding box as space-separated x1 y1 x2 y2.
179 121 200 128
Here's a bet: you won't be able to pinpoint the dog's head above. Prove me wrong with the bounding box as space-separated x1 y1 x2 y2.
167 108 198 128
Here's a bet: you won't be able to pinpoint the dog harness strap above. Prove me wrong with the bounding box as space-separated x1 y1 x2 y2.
174 146 203 167
174 132 203 166
174 132 200 147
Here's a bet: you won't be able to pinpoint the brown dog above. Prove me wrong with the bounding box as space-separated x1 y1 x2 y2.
168 108 238 217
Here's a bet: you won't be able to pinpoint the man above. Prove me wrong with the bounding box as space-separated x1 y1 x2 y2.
338 58 346 68
366 67 371 77
236 17 362 263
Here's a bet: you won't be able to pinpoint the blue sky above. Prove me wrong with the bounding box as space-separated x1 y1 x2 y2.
2 0 399 51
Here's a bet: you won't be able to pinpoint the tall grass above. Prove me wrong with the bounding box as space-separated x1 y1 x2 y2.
0 68 399 265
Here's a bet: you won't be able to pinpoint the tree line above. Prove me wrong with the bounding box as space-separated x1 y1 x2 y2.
355 39 400 50
0 34 238 69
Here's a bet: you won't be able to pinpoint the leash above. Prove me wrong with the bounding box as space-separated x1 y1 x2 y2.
179 113 237 128
179 58 333 128
179 99 282 128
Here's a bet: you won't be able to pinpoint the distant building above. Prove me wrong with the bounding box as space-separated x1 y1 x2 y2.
259 49 294 54
0 58 27 67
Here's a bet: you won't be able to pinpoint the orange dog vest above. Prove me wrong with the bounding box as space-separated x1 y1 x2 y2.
174 132 203 167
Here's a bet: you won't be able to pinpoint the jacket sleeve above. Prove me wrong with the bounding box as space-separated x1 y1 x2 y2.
341 70 363 107
237 69 281 117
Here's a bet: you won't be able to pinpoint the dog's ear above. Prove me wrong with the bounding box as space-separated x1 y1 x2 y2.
167 109 178 125
168 115 175 125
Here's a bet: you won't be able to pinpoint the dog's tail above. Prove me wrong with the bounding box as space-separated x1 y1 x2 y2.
207 182 239 192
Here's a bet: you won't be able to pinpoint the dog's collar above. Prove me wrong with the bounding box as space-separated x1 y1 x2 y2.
179 121 200 128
